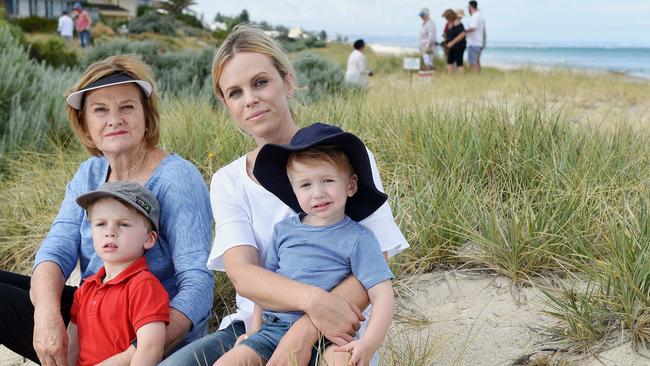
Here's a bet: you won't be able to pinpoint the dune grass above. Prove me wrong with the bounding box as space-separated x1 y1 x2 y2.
2 40 650 362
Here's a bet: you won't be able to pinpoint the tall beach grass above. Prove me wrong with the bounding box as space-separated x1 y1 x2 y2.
2 29 650 360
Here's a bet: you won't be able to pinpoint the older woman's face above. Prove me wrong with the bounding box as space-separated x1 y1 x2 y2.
218 52 294 141
83 83 146 156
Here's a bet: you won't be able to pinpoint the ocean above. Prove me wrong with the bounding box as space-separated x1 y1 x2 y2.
351 35 650 79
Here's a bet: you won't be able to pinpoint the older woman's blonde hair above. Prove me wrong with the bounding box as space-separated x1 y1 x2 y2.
211 23 295 101
66 54 160 156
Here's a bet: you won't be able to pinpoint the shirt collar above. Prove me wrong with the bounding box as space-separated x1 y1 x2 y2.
84 256 149 287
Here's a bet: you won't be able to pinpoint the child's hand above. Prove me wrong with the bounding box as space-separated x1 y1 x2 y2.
335 340 373 366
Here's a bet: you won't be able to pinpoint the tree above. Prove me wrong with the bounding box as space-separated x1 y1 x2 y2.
239 9 249 23
319 30 327 41
159 0 197 15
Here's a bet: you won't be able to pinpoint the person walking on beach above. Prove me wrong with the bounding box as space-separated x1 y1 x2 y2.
57 10 73 46
73 2 92 48
442 9 467 73
345 39 373 88
466 1 486 73
419 7 437 71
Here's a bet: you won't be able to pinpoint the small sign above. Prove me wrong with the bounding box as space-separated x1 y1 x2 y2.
403 57 421 70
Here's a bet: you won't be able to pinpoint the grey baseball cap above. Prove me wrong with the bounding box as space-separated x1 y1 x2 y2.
419 7 430 16
76 181 160 232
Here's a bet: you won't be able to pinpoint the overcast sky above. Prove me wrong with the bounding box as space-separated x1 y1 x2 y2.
192 0 650 47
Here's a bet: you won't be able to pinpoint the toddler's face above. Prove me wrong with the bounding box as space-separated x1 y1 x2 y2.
89 198 156 265
288 160 358 226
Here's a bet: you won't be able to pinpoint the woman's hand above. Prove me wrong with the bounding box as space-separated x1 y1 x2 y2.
33 307 68 366
304 287 365 345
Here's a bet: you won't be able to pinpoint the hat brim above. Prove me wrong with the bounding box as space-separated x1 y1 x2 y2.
66 79 153 110
76 189 158 232
253 132 388 222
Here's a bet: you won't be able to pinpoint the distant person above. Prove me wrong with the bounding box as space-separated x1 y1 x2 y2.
73 2 92 48
466 0 486 73
216 123 395 366
418 7 437 71
442 8 467 73
67 182 169 365
345 39 373 88
57 10 73 46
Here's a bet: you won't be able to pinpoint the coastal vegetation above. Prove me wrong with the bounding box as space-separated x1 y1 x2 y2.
2 7 650 365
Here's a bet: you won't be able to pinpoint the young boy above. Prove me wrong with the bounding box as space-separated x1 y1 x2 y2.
216 123 394 366
67 181 169 366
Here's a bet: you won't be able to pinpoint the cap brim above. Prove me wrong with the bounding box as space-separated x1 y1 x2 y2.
76 190 158 232
66 79 153 110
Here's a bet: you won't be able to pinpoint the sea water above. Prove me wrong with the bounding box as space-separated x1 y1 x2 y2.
352 35 650 79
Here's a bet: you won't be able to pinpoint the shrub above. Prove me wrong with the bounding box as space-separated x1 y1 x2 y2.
292 51 347 103
81 39 215 97
28 38 78 68
175 12 204 29
0 26 78 161
128 11 176 36
13 16 57 33
81 38 162 68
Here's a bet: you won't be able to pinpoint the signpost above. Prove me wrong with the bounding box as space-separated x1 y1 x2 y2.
403 57 421 86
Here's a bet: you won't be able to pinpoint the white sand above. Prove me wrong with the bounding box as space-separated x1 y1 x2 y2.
383 270 648 365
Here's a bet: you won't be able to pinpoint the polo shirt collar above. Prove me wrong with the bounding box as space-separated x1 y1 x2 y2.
85 256 149 287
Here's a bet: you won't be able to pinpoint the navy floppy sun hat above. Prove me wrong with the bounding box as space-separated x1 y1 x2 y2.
253 123 388 222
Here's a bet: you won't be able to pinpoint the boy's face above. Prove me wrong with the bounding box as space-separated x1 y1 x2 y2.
288 159 358 226
89 198 157 265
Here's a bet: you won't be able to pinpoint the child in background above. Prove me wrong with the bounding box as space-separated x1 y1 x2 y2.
215 123 394 366
67 181 169 366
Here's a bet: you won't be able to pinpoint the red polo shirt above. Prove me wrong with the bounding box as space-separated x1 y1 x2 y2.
70 256 169 366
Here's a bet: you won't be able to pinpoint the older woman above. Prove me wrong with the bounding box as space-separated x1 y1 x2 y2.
443 8 467 73
0 55 213 366
162 24 409 366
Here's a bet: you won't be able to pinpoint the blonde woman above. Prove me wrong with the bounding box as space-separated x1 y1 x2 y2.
162 24 409 366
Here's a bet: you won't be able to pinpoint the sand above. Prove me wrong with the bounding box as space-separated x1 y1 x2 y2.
2 270 647 365
383 270 649 365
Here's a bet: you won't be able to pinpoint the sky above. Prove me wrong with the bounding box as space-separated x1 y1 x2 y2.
191 0 650 47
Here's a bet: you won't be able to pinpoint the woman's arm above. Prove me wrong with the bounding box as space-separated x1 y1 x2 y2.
158 160 215 347
30 262 68 366
224 246 366 343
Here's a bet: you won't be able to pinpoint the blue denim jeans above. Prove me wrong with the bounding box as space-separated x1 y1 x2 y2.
159 321 246 366
240 313 292 361
78 29 90 48
159 319 326 365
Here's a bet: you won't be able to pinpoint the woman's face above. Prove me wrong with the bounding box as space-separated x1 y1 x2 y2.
218 52 294 141
83 83 147 156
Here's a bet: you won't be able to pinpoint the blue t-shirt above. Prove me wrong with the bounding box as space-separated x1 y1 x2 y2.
265 215 394 323
33 154 214 346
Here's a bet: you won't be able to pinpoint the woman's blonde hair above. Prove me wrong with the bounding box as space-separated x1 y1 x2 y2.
211 23 295 101
66 54 161 156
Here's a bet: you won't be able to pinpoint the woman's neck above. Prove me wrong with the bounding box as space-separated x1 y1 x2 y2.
105 145 163 184
246 121 300 183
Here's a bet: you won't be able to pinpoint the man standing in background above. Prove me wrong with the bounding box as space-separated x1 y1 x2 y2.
418 7 437 71
57 10 73 46
466 1 486 73
73 2 92 48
